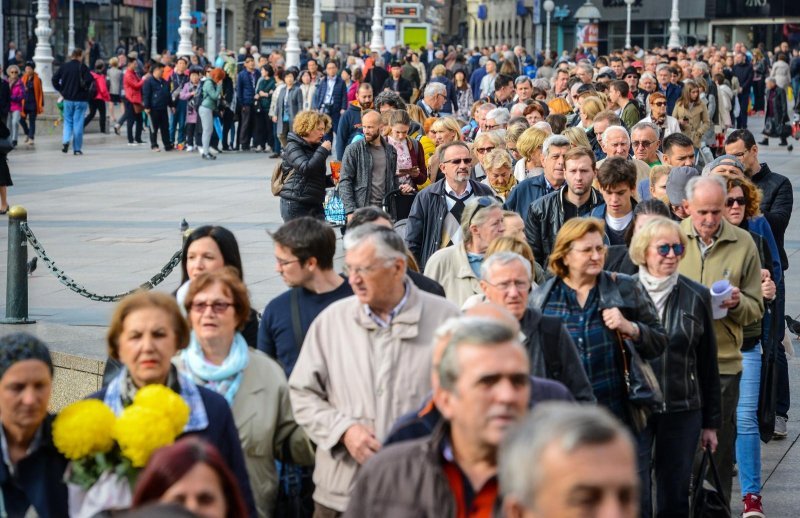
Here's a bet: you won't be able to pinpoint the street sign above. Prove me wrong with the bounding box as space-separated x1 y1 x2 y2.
383 3 423 19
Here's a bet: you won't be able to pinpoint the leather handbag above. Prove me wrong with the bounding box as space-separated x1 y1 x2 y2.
691 447 732 517
616 330 664 410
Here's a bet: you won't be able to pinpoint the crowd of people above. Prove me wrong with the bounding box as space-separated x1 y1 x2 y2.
0 37 798 518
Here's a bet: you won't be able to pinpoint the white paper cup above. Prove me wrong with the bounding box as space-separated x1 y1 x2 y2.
710 280 732 320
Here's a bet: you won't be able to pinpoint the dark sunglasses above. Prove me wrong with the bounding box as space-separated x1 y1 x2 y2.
652 102 667 107
726 196 747 208
655 243 685 257
444 157 473 165
467 196 495 226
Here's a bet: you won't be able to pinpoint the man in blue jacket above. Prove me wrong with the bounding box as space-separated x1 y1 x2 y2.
312 61 348 143
656 64 682 116
236 55 258 150
142 63 173 151
335 83 373 160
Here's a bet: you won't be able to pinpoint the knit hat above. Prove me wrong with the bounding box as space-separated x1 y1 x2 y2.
706 154 745 174
666 166 700 205
0 333 53 380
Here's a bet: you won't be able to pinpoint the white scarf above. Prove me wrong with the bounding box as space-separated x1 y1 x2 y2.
638 267 679 321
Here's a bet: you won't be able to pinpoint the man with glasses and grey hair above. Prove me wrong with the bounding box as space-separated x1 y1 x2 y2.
631 121 664 200
499 403 639 518
417 81 448 118
407 141 494 271
481 252 594 402
290 224 460 517
344 317 531 516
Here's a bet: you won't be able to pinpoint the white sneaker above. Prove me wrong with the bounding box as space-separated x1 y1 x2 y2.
185 145 194 152
774 416 788 439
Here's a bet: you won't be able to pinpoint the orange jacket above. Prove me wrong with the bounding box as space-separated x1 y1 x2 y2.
21 72 44 115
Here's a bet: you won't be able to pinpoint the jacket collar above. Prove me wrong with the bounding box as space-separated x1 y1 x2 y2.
353 278 425 339
454 241 480 280
682 217 740 247
752 162 770 182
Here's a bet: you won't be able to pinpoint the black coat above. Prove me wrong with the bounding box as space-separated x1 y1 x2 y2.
752 163 793 270
142 76 172 110
763 86 789 137
279 132 330 206
381 76 414 102
52 59 94 101
405 178 495 271
637 274 721 429
366 66 390 96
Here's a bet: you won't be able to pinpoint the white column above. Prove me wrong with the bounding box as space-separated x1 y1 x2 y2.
151 0 158 59
68 0 75 54
286 0 300 68
668 0 680 49
313 0 322 47
33 0 54 93
468 17 476 49
220 0 227 52
177 0 193 57
206 0 217 63
369 0 383 53
624 0 633 49
544 1 554 58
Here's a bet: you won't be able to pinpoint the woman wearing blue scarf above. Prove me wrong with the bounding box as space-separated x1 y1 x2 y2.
175 267 314 518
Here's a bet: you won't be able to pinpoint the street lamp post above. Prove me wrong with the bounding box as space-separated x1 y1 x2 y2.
624 0 634 49
286 0 300 68
151 0 158 59
668 0 681 49
177 0 193 57
574 0 600 50
543 0 554 59
33 0 54 93
220 0 227 52
68 0 75 54
370 0 384 53
313 0 322 48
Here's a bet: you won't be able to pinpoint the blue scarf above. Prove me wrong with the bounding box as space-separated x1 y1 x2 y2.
181 332 249 406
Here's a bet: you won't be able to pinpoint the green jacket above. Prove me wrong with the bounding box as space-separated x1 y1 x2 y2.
620 100 641 130
677 218 764 375
201 79 221 110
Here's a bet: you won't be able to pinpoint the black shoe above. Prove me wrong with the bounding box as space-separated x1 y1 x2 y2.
62 143 69 153
269 153 280 158
779 140 788 146
73 150 83 155
760 138 769 146
222 145 230 151
202 153 213 160
211 146 222 153
11 140 16 147
114 125 120 136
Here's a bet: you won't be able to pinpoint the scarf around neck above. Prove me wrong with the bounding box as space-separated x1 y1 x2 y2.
638 267 679 320
491 175 517 198
180 332 249 406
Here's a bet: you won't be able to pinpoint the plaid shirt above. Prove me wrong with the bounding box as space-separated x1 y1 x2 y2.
542 279 626 420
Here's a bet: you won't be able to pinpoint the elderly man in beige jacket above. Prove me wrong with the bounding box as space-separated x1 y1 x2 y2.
289 224 460 516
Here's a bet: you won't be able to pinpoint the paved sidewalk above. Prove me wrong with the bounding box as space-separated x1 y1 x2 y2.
1 118 800 512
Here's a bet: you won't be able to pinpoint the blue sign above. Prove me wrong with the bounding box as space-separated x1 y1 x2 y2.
167 0 181 54
477 5 487 20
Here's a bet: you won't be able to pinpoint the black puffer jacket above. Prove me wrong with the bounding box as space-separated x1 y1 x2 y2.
279 132 330 206
524 187 603 267
752 163 792 270
638 274 721 429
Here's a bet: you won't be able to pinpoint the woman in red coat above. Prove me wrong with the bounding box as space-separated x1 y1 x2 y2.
123 59 145 144
83 60 112 133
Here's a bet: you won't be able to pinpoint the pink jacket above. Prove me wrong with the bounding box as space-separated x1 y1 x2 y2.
9 80 24 112
91 72 111 102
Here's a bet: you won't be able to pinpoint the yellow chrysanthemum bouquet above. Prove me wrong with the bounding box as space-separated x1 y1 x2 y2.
53 385 189 516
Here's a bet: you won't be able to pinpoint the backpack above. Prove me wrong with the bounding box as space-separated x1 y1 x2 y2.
270 159 294 196
192 81 205 111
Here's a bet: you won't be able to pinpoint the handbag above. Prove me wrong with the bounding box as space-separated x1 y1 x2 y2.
690 447 732 518
0 137 13 155
132 102 143 114
758 301 778 442
270 159 293 197
615 330 664 432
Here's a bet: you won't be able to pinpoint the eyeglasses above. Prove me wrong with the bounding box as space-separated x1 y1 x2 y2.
276 257 301 267
475 146 495 154
190 301 235 314
484 279 531 292
653 243 685 257
444 157 473 165
725 196 747 208
651 102 667 107
343 261 391 277
467 196 495 226
484 124 499 130
570 245 607 255
632 140 654 148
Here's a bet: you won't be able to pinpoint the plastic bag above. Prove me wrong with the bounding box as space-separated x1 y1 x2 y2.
68 470 132 518
324 188 346 226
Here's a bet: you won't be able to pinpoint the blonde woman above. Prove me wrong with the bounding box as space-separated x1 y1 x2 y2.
578 96 605 130
514 127 548 181
471 131 504 181
481 148 516 201
562 126 592 149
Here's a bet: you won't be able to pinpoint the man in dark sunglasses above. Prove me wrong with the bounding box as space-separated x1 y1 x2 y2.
406 141 494 271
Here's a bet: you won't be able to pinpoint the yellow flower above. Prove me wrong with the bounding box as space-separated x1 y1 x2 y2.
132 384 190 436
52 400 116 460
113 406 176 468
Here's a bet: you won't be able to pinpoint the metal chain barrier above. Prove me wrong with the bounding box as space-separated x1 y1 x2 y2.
19 222 183 303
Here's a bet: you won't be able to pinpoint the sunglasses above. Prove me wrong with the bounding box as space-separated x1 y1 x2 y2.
467 196 495 226
632 140 654 148
444 157 473 165
476 146 495 154
652 102 667 107
654 243 685 257
726 196 747 208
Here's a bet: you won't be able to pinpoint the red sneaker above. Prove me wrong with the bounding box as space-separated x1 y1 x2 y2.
743 493 765 518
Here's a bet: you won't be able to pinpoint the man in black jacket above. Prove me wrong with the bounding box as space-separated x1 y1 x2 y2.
366 56 389 95
406 141 494 271
142 63 173 151
382 62 413 103
480 252 595 402
732 52 753 129
52 48 94 155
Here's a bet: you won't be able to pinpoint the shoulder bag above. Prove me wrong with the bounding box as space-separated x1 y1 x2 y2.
270 158 294 197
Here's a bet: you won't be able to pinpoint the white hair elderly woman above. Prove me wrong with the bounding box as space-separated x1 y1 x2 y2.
628 216 720 518
481 148 516 200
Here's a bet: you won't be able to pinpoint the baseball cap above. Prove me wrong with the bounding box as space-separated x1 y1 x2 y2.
666 166 700 206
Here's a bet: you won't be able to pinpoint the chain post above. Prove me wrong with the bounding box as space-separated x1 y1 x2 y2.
2 206 35 324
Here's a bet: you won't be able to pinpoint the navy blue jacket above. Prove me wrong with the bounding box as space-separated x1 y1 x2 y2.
142 76 172 110
335 102 366 160
312 75 348 114
469 66 487 101
90 385 256 517
236 69 258 106
659 82 682 116
503 174 556 218
0 415 69 518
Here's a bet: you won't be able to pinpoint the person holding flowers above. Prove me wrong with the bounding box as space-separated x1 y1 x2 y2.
91 291 256 516
0 333 68 518
175 267 314 518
